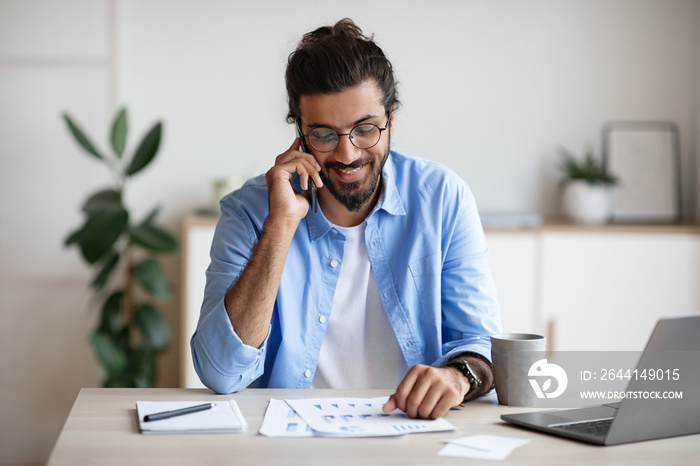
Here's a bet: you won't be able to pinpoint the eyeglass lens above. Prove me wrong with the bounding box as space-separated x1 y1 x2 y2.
307 124 381 152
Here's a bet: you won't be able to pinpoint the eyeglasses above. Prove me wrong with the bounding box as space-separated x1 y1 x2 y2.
300 120 390 153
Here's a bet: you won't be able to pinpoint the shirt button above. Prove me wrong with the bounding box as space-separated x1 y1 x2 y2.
319 315 327 323
332 229 338 234
330 260 339 268
304 370 312 378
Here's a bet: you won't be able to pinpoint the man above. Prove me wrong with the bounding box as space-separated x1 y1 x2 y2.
191 19 501 420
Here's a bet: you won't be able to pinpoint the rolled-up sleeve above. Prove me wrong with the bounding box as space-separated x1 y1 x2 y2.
434 176 502 367
191 298 270 393
190 179 271 393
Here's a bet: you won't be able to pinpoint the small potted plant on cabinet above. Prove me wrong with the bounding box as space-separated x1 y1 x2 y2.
558 147 618 225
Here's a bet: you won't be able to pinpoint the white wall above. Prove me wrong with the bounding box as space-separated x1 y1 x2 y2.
115 0 700 221
0 1 113 464
1 0 699 464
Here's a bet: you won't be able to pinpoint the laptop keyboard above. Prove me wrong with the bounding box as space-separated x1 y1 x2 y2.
551 418 614 440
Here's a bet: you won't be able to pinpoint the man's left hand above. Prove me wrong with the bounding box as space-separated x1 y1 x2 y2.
382 364 469 419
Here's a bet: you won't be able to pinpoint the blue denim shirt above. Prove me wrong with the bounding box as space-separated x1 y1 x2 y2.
191 151 501 394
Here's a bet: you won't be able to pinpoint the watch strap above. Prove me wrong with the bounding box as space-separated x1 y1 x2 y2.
445 359 482 402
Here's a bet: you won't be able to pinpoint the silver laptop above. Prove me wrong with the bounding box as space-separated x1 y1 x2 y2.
501 314 700 445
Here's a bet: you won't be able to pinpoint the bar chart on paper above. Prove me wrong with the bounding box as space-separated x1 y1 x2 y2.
284 397 455 437
259 399 314 437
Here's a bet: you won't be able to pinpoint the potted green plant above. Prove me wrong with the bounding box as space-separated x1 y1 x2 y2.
63 108 178 387
558 147 618 224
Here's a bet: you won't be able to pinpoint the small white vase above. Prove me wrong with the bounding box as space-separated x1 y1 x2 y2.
561 181 612 225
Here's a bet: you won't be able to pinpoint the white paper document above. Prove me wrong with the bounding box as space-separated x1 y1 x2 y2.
437 435 530 460
259 398 314 437
136 400 247 434
283 396 455 437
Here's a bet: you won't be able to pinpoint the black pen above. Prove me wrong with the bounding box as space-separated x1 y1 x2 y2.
144 403 215 422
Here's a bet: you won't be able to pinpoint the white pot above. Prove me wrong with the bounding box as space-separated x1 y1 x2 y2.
561 181 612 225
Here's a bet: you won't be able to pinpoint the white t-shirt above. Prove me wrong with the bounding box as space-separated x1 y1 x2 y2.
312 222 408 389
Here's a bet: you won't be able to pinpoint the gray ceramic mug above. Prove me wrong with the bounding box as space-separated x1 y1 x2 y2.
491 333 546 406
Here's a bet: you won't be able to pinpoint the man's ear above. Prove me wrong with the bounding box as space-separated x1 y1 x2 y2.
389 106 396 136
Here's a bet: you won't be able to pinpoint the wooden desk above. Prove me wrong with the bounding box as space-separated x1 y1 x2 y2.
48 388 699 465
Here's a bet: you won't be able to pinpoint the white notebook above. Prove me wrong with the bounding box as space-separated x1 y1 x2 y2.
136 400 247 434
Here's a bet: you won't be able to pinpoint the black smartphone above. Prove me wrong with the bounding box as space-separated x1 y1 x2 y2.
296 120 318 213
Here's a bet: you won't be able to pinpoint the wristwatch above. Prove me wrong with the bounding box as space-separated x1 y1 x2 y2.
445 359 482 402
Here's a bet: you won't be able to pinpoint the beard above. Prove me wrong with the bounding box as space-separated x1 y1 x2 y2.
319 143 390 213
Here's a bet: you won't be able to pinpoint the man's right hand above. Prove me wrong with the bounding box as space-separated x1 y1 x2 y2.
265 138 323 226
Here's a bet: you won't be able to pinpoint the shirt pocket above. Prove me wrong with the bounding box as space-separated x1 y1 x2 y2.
408 253 442 326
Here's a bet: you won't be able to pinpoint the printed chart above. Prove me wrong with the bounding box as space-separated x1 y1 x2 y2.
258 399 314 437
280 397 455 437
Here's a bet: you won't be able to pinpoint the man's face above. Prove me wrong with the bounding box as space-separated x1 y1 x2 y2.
299 80 393 213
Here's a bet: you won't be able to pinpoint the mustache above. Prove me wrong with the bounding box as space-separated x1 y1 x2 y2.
324 158 374 171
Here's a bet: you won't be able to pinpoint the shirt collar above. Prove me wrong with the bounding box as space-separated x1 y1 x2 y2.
376 151 407 217
305 151 406 242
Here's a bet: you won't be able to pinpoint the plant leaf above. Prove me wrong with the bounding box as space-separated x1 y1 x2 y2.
64 225 84 246
129 223 178 253
77 208 129 264
62 113 105 161
92 251 121 290
135 304 170 351
130 347 156 387
111 108 128 158
141 206 161 225
99 291 124 333
133 258 170 301
127 121 162 176
92 330 127 374
82 189 122 214
557 146 618 186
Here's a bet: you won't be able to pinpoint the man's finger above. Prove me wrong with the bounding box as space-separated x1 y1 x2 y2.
382 394 397 413
405 376 432 418
392 367 420 413
429 394 454 420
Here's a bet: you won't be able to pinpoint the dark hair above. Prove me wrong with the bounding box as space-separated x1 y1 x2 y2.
285 18 400 123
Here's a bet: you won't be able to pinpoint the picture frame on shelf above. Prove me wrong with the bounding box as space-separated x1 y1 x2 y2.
602 121 681 223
